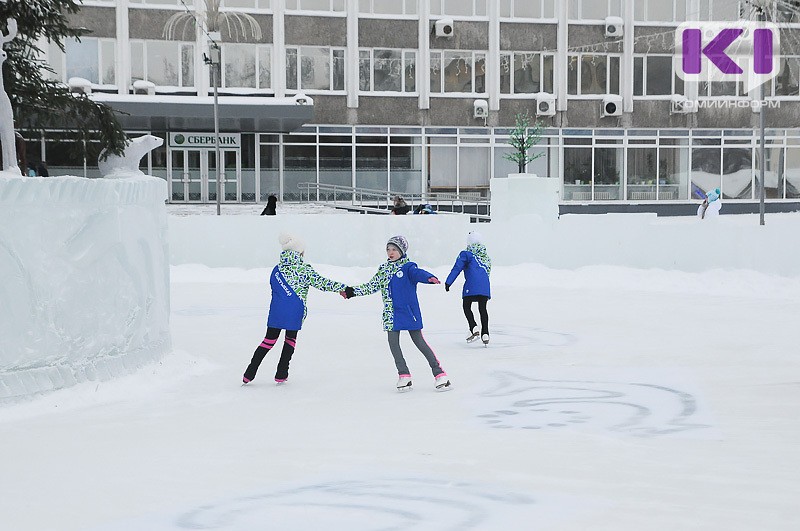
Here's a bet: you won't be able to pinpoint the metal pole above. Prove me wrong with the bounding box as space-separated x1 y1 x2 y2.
758 7 766 226
212 43 221 216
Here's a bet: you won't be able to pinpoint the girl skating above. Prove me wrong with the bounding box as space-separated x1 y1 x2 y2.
243 233 347 385
343 235 451 392
445 231 492 346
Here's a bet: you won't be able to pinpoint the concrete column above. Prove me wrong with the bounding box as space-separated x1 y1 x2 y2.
556 0 568 112
418 0 431 110
197 0 209 96
488 0 500 112
622 0 634 113
346 0 359 108
272 0 286 97
116 0 130 95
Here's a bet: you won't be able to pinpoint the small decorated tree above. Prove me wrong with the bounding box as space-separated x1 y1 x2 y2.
503 112 544 174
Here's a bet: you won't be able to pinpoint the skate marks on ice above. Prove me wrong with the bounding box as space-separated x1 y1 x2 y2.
91 478 596 530
475 370 715 438
431 325 577 350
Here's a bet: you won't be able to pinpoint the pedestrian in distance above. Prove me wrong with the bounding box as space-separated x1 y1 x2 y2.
261 194 278 215
242 233 348 385
391 195 411 215
341 235 451 392
697 188 722 219
445 231 492 346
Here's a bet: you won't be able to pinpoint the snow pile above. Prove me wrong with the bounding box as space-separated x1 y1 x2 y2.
0 175 171 399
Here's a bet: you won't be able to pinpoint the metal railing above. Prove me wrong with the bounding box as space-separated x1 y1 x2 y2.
297 183 491 221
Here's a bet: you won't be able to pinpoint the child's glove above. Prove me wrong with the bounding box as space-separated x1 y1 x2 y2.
444 283 451 292
428 277 440 284
340 286 355 299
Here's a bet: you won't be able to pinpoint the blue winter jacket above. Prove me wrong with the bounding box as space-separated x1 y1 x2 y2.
266 250 347 330
445 244 491 298
353 257 437 331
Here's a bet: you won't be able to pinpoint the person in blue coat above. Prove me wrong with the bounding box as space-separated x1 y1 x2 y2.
242 233 347 385
445 231 492 345
342 235 451 392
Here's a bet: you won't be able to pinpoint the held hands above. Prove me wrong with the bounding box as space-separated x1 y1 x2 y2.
444 282 451 292
340 286 356 299
428 277 440 285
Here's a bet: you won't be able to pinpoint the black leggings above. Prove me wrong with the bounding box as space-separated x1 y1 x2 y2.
463 296 489 336
243 327 298 382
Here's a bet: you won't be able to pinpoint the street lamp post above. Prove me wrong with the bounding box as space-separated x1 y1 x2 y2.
206 33 222 216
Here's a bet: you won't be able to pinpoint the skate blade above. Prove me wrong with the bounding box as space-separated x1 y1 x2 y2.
466 336 480 343
397 385 413 392
435 381 452 391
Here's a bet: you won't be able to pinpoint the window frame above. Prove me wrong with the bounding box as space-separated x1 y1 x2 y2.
358 48 418 95
429 49 488 96
499 51 556 97
285 45 347 93
566 53 622 97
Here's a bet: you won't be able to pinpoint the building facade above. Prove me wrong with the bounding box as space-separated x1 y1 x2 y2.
22 0 800 208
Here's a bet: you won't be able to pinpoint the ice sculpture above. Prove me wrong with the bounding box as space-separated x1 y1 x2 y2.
98 134 164 178
0 14 20 176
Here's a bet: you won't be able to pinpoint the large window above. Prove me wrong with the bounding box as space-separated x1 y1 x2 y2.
49 38 116 86
430 51 487 94
568 0 622 20
286 46 346 91
567 54 621 96
499 0 555 18
634 55 684 96
695 0 746 21
500 52 555 95
430 0 487 17
222 44 271 89
359 0 417 15
773 57 800 96
131 40 194 88
223 0 272 8
634 0 686 22
358 49 417 93
286 0 345 11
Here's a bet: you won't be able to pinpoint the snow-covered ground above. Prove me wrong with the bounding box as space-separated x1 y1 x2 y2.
2 260 798 530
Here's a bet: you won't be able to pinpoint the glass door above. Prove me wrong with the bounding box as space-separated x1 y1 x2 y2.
169 149 203 202
169 148 240 202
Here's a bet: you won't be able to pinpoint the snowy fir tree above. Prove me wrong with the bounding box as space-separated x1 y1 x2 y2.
0 0 127 166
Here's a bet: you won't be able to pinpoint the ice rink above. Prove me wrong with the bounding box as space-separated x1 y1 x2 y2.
2 261 798 530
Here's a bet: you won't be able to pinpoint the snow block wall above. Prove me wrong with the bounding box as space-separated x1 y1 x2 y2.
0 176 171 399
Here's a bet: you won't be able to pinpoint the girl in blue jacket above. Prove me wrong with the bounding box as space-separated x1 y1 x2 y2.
445 231 491 345
243 233 347 385
343 235 451 392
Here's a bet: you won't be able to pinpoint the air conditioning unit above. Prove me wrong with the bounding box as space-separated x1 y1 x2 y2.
473 99 488 118
605 16 623 38
670 95 696 114
435 18 454 38
602 95 623 117
67 77 92 95
535 92 556 116
133 80 156 95
293 93 314 105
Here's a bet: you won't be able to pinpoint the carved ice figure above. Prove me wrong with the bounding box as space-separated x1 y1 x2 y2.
0 15 20 175
98 135 164 178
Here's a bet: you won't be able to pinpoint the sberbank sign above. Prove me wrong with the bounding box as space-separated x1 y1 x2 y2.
169 133 241 148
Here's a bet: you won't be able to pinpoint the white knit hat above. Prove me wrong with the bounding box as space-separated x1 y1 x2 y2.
467 231 482 245
279 232 305 254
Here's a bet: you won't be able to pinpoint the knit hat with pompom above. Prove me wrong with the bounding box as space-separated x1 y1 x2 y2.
467 231 482 245
279 233 305 254
386 235 408 256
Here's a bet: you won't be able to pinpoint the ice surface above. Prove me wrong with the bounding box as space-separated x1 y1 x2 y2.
0 175 171 398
